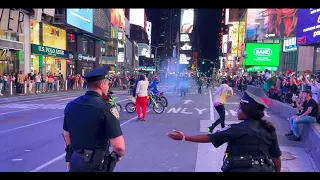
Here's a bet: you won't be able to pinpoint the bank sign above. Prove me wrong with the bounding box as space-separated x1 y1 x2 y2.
31 44 68 58
244 43 280 66
296 8 320 45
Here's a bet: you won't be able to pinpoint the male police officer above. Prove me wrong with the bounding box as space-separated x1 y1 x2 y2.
63 65 125 172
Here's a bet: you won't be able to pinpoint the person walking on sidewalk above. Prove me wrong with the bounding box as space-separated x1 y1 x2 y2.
208 80 233 133
0 74 4 96
35 72 42 93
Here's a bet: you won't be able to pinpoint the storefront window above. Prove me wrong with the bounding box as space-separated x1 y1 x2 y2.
107 40 117 57
0 49 18 74
101 41 106 56
42 23 66 50
30 20 40 44
0 30 24 43
283 51 298 72
81 36 95 56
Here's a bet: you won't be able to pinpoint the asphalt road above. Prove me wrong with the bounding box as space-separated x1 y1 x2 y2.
0 82 318 172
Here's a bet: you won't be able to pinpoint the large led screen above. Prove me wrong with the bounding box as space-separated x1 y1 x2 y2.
296 8 320 45
244 43 280 66
129 9 145 28
66 9 93 33
180 9 194 33
93 9 111 40
111 9 125 30
179 50 192 64
246 9 298 41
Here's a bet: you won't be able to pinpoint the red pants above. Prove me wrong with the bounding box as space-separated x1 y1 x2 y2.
136 96 148 119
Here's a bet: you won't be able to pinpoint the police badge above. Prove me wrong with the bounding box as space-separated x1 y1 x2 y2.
110 107 120 120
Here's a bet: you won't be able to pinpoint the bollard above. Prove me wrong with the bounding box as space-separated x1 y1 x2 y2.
9 81 13 95
24 81 27 94
65 80 68 91
56 80 60 92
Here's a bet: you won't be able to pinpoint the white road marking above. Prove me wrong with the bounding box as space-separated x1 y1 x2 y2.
0 116 63 134
24 150 31 152
12 159 23 161
0 108 37 116
56 97 77 101
209 89 214 121
29 110 151 172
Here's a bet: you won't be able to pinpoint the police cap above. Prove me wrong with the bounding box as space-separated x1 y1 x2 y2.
240 91 269 108
83 65 111 83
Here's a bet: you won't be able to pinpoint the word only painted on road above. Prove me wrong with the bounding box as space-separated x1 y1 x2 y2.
166 107 207 115
166 107 270 117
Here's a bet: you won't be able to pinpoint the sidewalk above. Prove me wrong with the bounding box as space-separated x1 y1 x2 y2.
0 86 125 104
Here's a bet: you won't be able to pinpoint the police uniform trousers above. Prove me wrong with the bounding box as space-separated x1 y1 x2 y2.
229 164 274 172
69 151 106 172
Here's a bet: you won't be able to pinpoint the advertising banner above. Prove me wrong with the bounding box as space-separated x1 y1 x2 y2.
129 9 145 28
231 22 245 57
66 9 93 33
246 9 298 41
247 66 277 72
179 50 192 64
93 9 111 40
111 9 125 30
180 42 192 50
283 37 297 52
180 33 191 42
137 43 149 57
296 8 320 45
125 17 130 37
244 43 280 66
180 9 194 33
222 34 228 53
0 8 25 33
31 44 68 58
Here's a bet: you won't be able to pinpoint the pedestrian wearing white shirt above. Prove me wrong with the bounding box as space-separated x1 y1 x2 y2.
208 80 233 133
135 75 149 121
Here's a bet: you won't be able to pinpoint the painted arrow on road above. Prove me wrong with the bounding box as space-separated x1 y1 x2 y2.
183 100 194 104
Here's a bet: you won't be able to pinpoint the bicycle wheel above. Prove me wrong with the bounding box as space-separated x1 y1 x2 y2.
125 102 136 113
160 96 168 107
148 98 153 107
153 101 165 114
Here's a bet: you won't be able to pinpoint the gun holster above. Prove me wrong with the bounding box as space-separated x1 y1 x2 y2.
65 144 73 162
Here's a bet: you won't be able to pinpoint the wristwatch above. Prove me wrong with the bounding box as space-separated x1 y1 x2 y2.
181 136 186 141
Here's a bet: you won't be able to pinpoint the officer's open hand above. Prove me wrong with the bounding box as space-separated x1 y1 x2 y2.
167 130 184 140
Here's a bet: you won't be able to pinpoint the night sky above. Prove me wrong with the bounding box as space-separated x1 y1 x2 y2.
146 8 222 60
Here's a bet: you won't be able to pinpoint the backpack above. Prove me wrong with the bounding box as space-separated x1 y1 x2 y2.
30 74 35 80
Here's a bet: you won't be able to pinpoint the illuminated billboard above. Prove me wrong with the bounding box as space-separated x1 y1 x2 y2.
231 22 245 56
222 34 228 53
66 9 93 33
179 51 192 64
138 43 150 57
244 43 280 66
180 33 191 42
180 42 192 50
111 9 125 30
180 9 194 33
129 9 145 28
246 9 298 41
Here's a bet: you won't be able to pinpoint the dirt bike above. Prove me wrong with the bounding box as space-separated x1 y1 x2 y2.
125 91 165 114
147 91 168 107
103 90 122 115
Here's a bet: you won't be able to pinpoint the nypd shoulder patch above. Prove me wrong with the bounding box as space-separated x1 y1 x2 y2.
110 107 120 120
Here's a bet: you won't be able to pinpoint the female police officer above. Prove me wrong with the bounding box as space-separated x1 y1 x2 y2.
167 91 282 172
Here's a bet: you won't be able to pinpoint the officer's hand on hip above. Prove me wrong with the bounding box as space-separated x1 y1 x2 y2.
167 130 184 140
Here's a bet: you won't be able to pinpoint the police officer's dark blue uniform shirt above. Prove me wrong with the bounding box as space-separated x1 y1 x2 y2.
207 91 282 159
63 65 122 149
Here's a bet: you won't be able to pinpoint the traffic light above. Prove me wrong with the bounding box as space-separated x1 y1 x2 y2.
202 61 205 65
